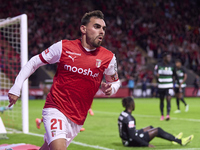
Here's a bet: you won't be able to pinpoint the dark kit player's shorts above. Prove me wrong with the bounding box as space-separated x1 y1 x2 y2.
123 129 150 147
174 88 185 94
158 88 172 97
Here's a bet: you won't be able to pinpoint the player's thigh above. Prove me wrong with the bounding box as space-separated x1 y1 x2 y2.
142 126 153 132
175 93 178 98
158 89 165 99
42 108 69 147
42 108 82 148
50 138 66 150
179 88 185 98
174 88 179 97
166 89 172 101
178 92 183 99
147 128 158 141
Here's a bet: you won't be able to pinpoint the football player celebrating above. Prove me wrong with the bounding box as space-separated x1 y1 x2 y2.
118 96 193 147
8 10 120 150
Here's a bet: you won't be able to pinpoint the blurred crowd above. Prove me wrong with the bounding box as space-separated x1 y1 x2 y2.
0 0 200 87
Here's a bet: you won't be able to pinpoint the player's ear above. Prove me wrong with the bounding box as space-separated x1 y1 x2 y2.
80 25 86 34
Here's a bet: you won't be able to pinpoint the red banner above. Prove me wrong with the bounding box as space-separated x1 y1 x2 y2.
1 87 199 98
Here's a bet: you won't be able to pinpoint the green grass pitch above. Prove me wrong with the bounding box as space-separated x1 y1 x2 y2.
0 97 200 150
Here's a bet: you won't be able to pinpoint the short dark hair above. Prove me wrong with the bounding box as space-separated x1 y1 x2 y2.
175 59 181 63
81 10 104 25
162 51 170 58
122 96 134 109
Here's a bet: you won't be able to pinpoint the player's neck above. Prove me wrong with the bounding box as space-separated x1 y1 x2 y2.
126 109 132 114
80 37 97 51
84 47 96 52
164 61 169 65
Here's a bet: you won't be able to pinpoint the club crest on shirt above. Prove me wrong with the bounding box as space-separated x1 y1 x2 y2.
96 59 102 68
51 130 56 137
45 49 49 54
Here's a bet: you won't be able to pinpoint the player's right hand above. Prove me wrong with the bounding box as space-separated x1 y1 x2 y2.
101 82 112 96
148 144 155 147
8 93 19 107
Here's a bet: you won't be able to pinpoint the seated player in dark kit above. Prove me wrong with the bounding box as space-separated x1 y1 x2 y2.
118 96 193 147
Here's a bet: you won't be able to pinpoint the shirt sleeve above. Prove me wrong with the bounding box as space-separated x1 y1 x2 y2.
39 40 62 64
154 64 158 76
173 66 180 85
182 67 186 74
8 55 46 97
104 55 117 75
103 55 120 95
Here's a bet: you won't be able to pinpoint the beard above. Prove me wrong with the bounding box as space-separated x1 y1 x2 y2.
92 39 102 47
86 35 103 48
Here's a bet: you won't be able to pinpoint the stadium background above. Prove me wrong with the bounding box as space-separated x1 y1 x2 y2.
0 0 200 149
0 0 200 98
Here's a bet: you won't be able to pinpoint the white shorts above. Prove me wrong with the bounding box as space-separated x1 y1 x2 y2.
42 108 82 147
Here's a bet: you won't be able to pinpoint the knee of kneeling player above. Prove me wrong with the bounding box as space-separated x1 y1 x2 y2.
157 127 164 135
149 125 154 129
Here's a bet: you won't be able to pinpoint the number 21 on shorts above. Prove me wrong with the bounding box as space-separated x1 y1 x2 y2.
51 118 62 130
51 118 62 137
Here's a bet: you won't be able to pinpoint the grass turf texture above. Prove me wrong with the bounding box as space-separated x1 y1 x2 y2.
0 97 199 150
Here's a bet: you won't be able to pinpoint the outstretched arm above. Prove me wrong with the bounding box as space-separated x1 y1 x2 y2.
180 70 187 88
8 40 62 107
8 55 46 107
154 64 159 78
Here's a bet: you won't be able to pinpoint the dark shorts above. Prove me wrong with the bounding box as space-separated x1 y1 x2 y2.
158 88 171 97
124 129 150 147
174 88 185 94
129 88 134 91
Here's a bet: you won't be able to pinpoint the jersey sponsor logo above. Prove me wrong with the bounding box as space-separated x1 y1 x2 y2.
45 49 49 54
96 59 102 68
66 51 81 56
128 121 135 128
68 55 76 62
64 64 99 78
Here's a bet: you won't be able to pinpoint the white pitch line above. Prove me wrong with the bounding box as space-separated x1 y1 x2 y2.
71 141 115 150
94 111 200 122
27 132 114 150
162 148 200 150
6 127 23 133
6 130 199 150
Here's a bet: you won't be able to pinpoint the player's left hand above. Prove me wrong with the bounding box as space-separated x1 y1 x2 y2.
101 82 112 96
8 93 19 107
